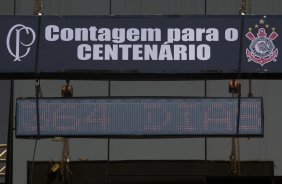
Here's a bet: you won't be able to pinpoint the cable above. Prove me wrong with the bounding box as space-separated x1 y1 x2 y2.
204 0 207 15
248 79 254 97
29 139 38 184
13 0 16 15
109 0 112 15
235 13 245 135
29 79 43 184
34 16 42 80
29 7 44 183
35 80 41 136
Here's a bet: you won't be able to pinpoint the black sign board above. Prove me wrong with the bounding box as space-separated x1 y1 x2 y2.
37 16 241 79
0 15 281 79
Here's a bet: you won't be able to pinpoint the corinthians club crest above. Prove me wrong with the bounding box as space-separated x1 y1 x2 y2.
246 19 278 66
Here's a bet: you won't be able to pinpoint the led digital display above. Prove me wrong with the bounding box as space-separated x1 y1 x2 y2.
16 97 263 137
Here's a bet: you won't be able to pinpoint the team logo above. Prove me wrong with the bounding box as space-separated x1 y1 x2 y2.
6 24 36 62
246 19 278 66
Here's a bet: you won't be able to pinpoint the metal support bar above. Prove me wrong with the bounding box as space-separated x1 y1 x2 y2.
229 80 241 176
60 82 73 184
5 80 14 184
0 144 7 177
33 0 42 15
107 80 111 184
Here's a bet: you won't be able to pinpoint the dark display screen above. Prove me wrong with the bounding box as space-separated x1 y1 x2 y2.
16 97 263 137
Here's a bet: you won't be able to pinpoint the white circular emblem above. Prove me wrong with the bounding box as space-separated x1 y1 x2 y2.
250 37 274 58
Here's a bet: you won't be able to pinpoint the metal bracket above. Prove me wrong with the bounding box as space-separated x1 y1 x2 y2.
0 144 7 176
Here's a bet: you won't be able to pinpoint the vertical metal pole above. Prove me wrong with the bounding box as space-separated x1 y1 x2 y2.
107 81 111 184
204 0 207 15
107 0 112 180
107 0 112 179
204 80 208 177
204 0 208 175
13 0 16 16
204 80 207 162
109 0 112 15
6 0 17 182
5 81 14 184
107 139 110 184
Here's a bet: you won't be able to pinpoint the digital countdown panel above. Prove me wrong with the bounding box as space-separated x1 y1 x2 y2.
16 97 263 137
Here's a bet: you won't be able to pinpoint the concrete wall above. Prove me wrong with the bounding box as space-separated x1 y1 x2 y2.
0 0 282 183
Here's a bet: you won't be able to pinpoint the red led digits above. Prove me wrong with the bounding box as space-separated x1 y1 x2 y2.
16 98 263 137
143 103 171 132
83 104 110 130
239 102 261 133
203 102 233 133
